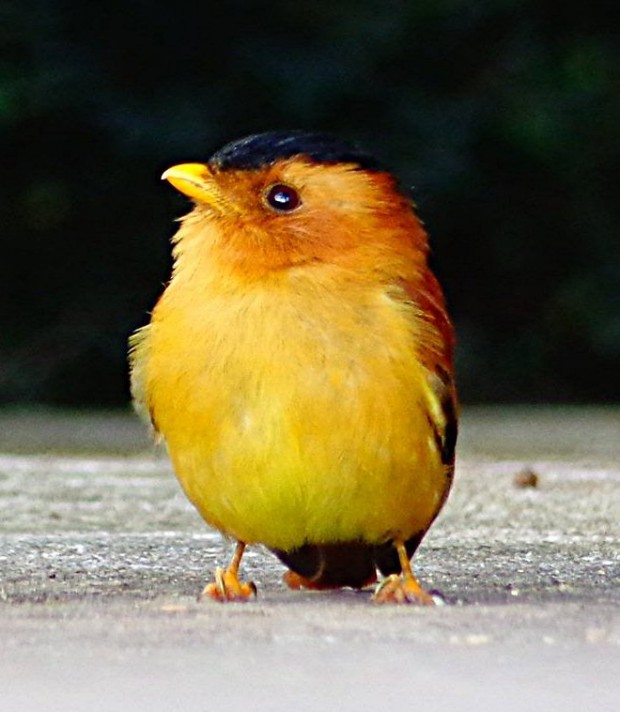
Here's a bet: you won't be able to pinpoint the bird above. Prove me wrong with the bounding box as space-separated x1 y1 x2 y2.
129 130 457 604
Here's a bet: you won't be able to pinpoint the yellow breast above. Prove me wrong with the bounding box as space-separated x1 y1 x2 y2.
132 265 448 551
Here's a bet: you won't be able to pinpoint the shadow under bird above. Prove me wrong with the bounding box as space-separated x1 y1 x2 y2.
129 131 457 603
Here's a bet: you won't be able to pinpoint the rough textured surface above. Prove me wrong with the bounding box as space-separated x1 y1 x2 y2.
0 406 619 711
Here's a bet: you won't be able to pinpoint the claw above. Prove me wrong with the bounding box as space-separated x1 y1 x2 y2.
372 573 434 605
198 542 257 602
371 539 434 605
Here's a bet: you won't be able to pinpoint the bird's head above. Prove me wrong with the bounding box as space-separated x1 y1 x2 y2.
162 131 429 281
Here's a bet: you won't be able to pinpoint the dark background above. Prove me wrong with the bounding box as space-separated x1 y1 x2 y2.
2 0 619 406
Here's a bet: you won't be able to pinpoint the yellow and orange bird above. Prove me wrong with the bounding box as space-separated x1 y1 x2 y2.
129 131 457 604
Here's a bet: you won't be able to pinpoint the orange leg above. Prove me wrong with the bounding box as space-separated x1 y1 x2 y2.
200 541 257 602
372 539 434 605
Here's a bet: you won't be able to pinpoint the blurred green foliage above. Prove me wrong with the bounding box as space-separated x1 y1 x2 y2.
1 0 619 404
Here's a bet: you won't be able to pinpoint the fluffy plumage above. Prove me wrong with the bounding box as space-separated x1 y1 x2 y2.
129 131 457 603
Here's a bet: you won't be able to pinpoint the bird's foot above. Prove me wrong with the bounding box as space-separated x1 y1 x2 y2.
282 571 322 590
199 566 257 602
372 573 435 605
283 569 378 591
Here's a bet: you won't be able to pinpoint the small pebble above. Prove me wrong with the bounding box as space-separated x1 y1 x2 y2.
429 589 447 606
513 468 539 488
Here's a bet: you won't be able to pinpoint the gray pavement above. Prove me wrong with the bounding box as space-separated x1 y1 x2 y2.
0 406 619 711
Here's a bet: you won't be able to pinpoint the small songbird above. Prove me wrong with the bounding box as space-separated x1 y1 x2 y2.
129 131 457 604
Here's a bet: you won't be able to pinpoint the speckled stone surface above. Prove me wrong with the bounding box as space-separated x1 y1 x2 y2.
0 407 619 711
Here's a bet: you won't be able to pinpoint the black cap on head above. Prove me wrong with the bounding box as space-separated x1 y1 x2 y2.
209 131 386 173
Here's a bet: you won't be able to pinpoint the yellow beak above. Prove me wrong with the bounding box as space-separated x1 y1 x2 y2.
161 163 222 207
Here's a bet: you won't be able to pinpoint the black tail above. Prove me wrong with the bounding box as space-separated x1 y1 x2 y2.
272 532 425 589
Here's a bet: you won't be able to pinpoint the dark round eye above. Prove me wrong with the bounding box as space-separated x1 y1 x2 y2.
264 183 301 212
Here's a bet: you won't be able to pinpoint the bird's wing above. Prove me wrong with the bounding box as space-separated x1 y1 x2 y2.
400 269 458 470
128 324 159 433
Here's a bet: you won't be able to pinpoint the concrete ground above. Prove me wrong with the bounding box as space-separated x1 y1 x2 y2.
0 406 618 711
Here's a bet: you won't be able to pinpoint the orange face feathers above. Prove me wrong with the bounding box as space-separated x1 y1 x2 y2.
163 137 431 292
161 133 451 373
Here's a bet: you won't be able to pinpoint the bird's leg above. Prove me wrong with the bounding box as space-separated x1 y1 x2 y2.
200 541 257 602
372 539 434 605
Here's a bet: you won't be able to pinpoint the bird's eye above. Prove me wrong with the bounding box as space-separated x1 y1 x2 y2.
264 183 301 213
